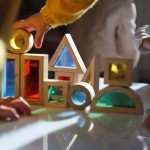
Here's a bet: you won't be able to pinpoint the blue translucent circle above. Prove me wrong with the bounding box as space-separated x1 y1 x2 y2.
71 91 86 106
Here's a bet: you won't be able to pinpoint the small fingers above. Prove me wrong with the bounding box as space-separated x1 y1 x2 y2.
13 20 35 32
11 97 31 116
13 20 27 29
34 29 46 48
0 105 20 120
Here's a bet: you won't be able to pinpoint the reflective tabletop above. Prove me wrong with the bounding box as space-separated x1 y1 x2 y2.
0 80 150 150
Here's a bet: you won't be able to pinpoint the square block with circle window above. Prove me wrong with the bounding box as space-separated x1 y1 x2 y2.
104 57 133 86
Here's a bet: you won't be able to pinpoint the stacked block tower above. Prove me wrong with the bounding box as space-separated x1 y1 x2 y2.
90 58 143 114
1 28 143 114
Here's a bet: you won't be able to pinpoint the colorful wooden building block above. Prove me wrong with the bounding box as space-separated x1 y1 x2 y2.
68 82 95 110
1 53 20 99
8 29 34 54
48 34 86 84
82 55 100 94
43 79 70 108
104 57 133 87
91 85 143 114
20 53 48 105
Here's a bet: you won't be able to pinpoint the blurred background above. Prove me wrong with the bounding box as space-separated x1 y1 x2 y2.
16 0 150 83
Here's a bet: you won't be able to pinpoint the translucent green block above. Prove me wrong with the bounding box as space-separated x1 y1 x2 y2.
48 86 63 102
96 90 135 108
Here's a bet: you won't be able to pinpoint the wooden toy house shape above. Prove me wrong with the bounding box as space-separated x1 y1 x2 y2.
48 34 86 84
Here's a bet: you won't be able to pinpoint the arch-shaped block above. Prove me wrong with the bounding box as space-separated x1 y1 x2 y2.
91 86 143 114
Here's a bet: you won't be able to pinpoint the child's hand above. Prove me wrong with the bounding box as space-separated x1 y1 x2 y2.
13 12 51 48
0 105 20 120
139 37 150 54
2 97 31 116
135 25 150 54
0 97 31 120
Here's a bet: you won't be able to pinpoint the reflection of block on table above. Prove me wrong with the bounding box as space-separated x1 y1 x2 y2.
53 131 78 150
43 79 70 108
20 54 48 105
104 58 133 87
1 53 20 99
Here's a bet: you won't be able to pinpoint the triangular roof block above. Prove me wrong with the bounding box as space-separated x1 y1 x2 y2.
82 55 100 94
91 86 143 114
49 34 86 73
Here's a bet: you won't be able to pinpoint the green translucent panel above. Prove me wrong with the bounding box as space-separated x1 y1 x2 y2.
109 63 126 81
96 90 135 108
54 45 76 68
88 113 104 119
48 86 63 102
31 108 48 115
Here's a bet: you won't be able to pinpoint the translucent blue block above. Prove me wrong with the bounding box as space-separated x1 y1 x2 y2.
54 45 76 68
71 91 86 106
2 59 15 98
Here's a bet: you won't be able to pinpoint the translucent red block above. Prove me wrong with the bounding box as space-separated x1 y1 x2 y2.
58 76 70 81
25 60 39 100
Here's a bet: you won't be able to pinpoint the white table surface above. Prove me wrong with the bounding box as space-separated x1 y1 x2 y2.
0 79 150 150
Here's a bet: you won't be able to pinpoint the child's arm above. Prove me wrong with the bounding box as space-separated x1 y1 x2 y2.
14 0 98 48
40 0 99 28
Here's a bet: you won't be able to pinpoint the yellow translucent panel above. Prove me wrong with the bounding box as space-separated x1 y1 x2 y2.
10 34 25 49
109 63 126 80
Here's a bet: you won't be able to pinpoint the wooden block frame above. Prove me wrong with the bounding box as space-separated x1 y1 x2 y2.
68 82 95 110
82 55 100 94
104 57 133 87
5 53 20 98
91 85 143 114
48 34 86 74
8 29 34 54
55 72 84 85
43 79 70 108
20 53 48 105
0 40 6 101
